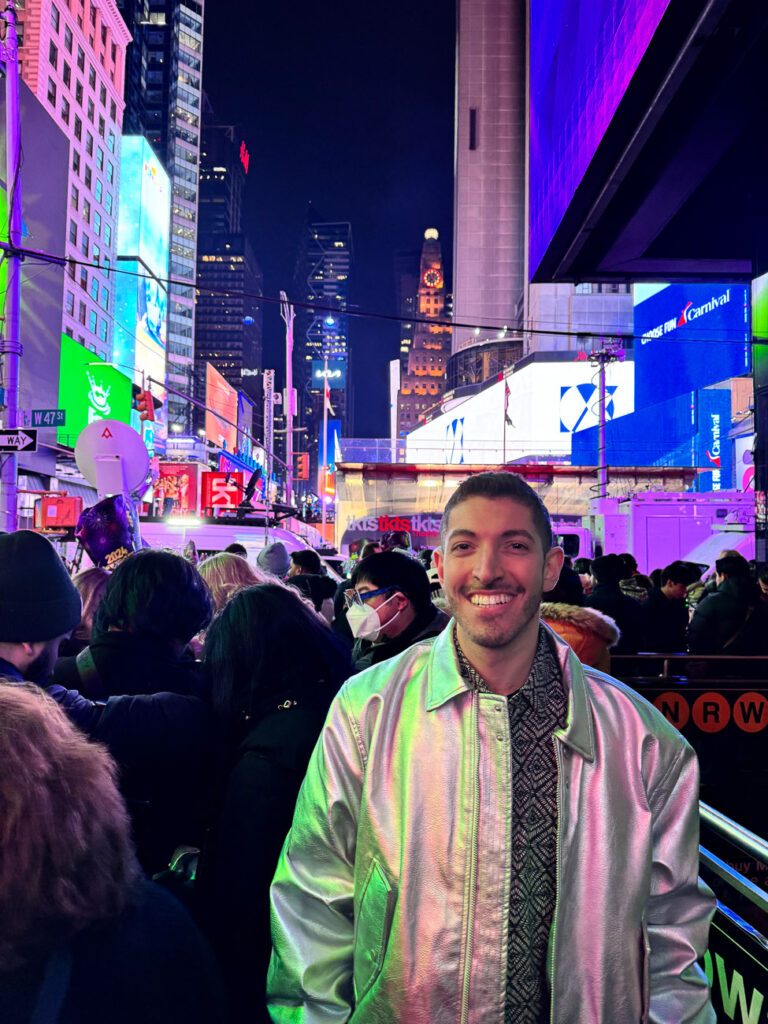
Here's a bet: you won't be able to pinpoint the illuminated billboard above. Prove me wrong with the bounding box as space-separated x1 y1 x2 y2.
57 335 132 445
529 0 672 277
205 363 238 451
633 283 750 409
311 360 347 390
406 356 634 465
117 136 171 280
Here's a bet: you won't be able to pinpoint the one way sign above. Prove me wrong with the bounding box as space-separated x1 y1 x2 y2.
0 428 38 453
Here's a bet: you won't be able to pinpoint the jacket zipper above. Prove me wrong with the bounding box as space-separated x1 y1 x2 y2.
460 691 480 1024
550 738 565 1024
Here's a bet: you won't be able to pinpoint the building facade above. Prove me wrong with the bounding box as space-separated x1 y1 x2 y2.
17 0 131 364
396 229 452 436
118 0 205 430
293 212 353 447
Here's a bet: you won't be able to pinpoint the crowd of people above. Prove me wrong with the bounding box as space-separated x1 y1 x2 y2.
0 475 730 1021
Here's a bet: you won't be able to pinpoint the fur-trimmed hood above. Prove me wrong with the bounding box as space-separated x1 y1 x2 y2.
540 602 620 647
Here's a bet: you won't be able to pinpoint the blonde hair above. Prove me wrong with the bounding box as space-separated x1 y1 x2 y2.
71 567 110 644
198 551 268 612
0 683 140 970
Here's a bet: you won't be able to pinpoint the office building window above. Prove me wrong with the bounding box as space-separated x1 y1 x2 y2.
84 166 92 189
73 114 82 139
88 65 96 89
109 99 116 122
98 116 105 139
78 301 87 325
90 277 99 301
82 198 90 223
107 131 115 153
101 287 108 310
72 150 80 175
81 234 89 258
104 192 112 215
75 80 83 105
70 185 78 210
94 179 102 202
77 46 85 72
79 267 88 290
69 220 77 244
48 40 58 68
50 3 60 31
62 61 71 87
104 223 111 247
95 147 103 170
87 98 94 123
99 319 108 342
89 310 97 333
85 132 93 156
64 25 72 52
106 162 113 184
65 291 74 316
61 97 70 123
100 83 106 105
92 244 99 265
93 211 101 235
46 78 56 106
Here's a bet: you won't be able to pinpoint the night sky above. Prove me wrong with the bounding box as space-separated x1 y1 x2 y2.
203 1 456 437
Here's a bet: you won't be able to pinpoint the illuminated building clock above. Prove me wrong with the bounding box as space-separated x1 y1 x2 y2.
422 268 443 289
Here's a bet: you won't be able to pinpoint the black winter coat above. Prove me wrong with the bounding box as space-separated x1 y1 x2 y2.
641 587 689 653
51 633 215 873
584 582 645 654
197 677 342 1023
688 576 768 655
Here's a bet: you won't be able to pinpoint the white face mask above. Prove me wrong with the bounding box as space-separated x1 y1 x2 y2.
347 593 400 641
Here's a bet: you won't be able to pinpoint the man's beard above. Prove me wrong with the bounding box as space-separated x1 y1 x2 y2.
448 586 542 650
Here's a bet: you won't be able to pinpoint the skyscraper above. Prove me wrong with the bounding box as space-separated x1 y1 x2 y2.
118 0 205 429
293 211 353 450
397 229 452 436
194 99 262 411
17 0 131 363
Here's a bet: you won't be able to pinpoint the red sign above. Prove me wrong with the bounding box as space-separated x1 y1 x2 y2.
201 471 243 512
653 692 690 730
155 463 200 516
691 692 731 733
239 141 250 174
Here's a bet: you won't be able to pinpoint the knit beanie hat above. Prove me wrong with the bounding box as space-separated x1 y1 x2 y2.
0 531 82 642
590 553 626 584
256 541 290 578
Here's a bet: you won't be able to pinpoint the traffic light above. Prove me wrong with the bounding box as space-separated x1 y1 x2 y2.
136 389 155 421
295 452 309 481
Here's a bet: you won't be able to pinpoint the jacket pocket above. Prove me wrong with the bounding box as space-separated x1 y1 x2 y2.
353 858 396 1004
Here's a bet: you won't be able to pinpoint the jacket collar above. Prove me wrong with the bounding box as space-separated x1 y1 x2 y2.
425 618 596 762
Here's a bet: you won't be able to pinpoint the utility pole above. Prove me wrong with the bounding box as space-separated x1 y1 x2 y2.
0 1 23 532
279 291 294 506
589 339 625 498
262 369 275 544
320 356 329 540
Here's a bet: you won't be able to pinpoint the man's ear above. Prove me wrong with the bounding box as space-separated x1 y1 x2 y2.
433 547 444 583
543 546 564 593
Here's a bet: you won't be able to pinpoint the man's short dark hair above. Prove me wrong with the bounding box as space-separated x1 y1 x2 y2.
290 549 322 575
93 549 213 645
439 472 553 552
661 561 696 586
224 542 248 558
351 551 432 615
715 553 750 580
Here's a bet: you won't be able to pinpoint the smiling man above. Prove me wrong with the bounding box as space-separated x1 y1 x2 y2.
267 472 715 1024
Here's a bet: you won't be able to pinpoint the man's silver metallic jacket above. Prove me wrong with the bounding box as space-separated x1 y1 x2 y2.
268 623 715 1023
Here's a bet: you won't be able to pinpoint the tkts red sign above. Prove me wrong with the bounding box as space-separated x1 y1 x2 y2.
377 514 442 537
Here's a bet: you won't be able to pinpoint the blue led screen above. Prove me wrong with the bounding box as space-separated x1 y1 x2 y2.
633 283 750 409
530 0 672 277
572 388 732 488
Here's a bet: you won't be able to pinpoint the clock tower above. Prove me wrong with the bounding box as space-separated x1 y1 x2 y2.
396 229 452 437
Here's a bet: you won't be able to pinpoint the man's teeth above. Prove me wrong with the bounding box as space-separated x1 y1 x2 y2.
469 593 514 606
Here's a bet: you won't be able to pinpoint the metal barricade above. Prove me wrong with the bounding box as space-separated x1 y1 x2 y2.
698 801 768 1021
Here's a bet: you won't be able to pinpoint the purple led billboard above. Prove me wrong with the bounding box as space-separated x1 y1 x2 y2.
529 0 672 277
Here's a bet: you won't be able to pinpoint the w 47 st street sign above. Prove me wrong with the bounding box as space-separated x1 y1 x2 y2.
0 428 37 452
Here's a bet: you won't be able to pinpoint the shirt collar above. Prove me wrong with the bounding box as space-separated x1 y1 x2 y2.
452 622 562 712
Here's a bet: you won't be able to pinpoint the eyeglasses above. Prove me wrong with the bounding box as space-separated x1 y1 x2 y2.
344 586 393 609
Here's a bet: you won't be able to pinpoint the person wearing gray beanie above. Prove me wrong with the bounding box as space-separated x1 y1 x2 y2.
0 531 82 685
256 541 290 578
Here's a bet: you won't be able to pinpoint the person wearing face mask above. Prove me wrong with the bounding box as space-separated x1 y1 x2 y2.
346 551 450 671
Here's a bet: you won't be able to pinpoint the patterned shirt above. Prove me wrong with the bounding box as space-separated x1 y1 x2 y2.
453 624 568 1024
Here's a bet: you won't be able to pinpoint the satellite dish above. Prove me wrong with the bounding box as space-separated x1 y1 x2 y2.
75 419 150 499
